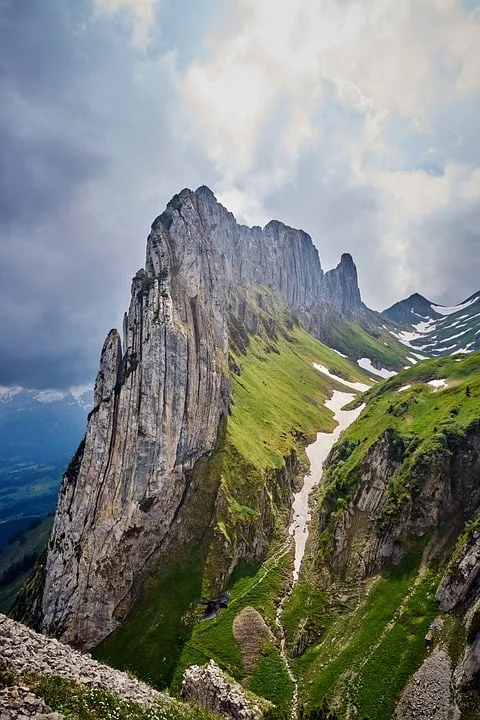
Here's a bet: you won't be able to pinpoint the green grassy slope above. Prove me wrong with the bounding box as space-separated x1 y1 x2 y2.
285 552 439 719
280 352 480 718
323 352 480 519
322 310 414 371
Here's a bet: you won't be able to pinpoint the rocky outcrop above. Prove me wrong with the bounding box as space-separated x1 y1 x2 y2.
181 660 268 720
394 648 459 720
0 684 64 720
323 253 361 315
0 613 167 706
436 520 480 613
436 519 480 698
15 186 362 649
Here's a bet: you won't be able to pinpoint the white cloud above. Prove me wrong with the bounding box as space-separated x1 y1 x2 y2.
93 0 161 45
178 0 480 308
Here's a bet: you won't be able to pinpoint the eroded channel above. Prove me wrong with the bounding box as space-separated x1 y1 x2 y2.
275 389 365 719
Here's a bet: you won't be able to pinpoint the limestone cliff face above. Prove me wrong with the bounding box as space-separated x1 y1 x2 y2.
40 189 230 648
186 185 362 317
28 186 362 649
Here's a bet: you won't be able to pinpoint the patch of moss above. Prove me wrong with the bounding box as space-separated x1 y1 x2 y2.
249 647 293 708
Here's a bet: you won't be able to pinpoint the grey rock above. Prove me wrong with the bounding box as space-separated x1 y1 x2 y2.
181 660 268 720
394 649 459 720
436 524 480 613
324 426 480 581
0 613 166 707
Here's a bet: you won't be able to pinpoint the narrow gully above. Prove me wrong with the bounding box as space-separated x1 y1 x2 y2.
275 390 365 719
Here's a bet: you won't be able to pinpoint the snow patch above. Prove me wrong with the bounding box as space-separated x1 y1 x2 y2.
431 296 478 316
290 391 365 583
443 328 471 341
313 364 371 392
428 379 447 391
452 343 475 355
412 319 437 333
34 390 68 403
357 358 397 378
390 329 423 345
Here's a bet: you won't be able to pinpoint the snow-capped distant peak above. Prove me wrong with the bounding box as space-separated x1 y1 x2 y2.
382 290 480 359
69 384 93 400
34 390 68 403
0 386 22 400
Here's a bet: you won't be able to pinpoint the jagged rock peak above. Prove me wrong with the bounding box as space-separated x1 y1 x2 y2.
324 252 362 313
36 182 231 649
149 185 362 315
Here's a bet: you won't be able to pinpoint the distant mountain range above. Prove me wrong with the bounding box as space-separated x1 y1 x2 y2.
383 291 480 358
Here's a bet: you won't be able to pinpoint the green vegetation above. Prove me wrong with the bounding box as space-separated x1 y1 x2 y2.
171 547 293 708
95 298 371 700
168 307 372 703
0 668 220 720
281 580 327 651
226 319 371 471
93 310 480 718
94 544 207 688
291 555 439 720
325 314 411 370
0 515 52 612
321 352 480 522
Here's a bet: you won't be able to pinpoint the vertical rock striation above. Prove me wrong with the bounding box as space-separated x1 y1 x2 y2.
40 189 230 648
27 186 362 648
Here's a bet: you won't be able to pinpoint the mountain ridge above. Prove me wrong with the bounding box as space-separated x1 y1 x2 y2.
6 185 480 719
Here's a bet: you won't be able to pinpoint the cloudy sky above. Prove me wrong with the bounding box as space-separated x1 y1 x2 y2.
1 0 479 390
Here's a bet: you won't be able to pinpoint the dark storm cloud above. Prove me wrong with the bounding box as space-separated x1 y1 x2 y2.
0 121 105 229
0 0 214 390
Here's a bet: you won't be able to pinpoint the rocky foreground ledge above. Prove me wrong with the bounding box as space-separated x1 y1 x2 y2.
0 612 169 718
0 613 268 720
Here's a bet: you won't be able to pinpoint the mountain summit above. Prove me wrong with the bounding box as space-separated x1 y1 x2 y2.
17 186 364 649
